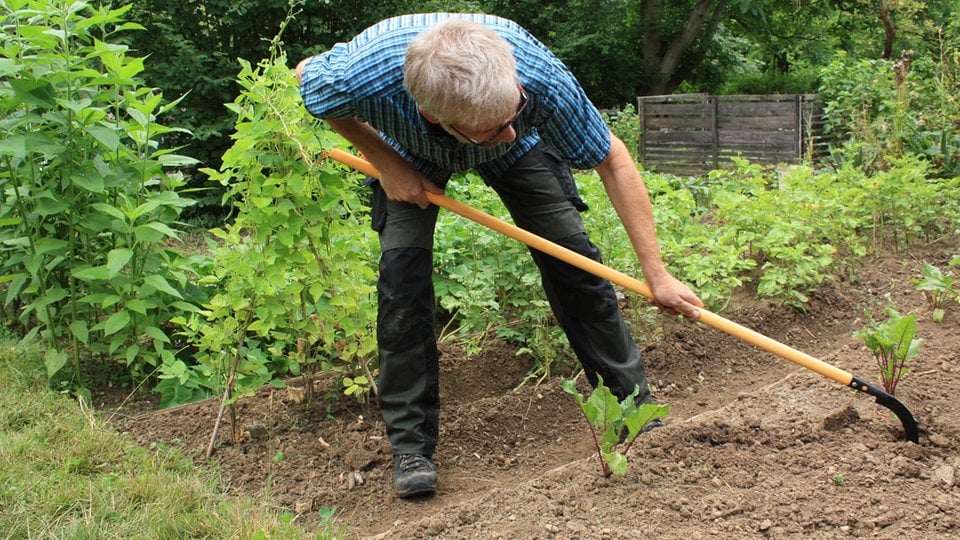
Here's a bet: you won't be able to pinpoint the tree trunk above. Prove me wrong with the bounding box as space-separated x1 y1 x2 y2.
878 0 896 59
640 0 727 95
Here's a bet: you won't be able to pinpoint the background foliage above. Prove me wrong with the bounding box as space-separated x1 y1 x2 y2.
2 0 959 409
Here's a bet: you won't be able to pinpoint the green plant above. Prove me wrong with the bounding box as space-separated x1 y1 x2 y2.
853 308 921 395
912 261 958 322
602 104 640 161
561 375 667 477
161 11 377 432
0 0 207 393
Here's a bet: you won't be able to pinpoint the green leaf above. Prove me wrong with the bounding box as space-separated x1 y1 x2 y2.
159 154 201 167
143 274 183 299
35 287 69 308
33 195 69 216
101 310 131 336
85 125 121 150
4 274 27 307
45 348 68 378
107 248 133 278
72 265 110 281
124 298 149 315
69 320 90 344
91 203 126 220
0 135 27 157
9 78 56 107
144 325 171 344
34 238 68 255
603 451 629 476
125 344 141 366
70 170 106 193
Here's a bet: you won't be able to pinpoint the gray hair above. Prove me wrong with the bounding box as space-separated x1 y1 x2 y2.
404 18 519 129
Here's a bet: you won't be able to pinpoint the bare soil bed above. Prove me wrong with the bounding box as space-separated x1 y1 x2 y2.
109 239 960 539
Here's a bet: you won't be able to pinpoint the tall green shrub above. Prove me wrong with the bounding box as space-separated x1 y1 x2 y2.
161 42 378 408
0 0 206 394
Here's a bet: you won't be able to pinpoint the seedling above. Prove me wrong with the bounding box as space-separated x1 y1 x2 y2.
561 375 667 477
912 261 957 322
853 308 921 395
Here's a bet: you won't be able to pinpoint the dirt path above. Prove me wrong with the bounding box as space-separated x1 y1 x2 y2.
110 241 960 539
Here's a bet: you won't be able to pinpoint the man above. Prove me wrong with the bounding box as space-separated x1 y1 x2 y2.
297 13 703 498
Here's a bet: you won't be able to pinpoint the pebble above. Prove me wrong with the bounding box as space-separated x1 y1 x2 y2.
932 464 955 487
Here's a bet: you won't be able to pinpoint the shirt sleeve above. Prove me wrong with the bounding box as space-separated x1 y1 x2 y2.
299 45 356 120
535 69 612 170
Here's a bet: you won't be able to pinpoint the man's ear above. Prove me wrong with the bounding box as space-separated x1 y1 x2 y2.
419 108 440 124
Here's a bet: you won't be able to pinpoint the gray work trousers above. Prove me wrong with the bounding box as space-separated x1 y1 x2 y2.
371 143 651 457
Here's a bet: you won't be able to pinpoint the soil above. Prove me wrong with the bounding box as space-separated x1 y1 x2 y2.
107 238 960 540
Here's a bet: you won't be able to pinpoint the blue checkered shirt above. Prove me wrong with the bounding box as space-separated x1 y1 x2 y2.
299 13 611 184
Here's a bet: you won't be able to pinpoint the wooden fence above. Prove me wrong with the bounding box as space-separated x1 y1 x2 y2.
636 93 826 176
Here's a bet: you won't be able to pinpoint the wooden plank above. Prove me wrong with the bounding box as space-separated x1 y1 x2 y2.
717 102 796 117
643 103 714 116
719 131 796 144
645 117 713 130
636 94 826 175
645 131 714 144
717 117 798 130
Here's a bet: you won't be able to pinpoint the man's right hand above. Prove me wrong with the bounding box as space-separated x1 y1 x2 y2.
377 160 444 209
322 117 443 209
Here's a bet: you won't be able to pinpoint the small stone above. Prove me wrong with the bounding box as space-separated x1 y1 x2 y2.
759 519 773 531
932 465 955 487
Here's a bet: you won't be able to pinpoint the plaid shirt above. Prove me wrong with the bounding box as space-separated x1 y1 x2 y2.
299 13 611 184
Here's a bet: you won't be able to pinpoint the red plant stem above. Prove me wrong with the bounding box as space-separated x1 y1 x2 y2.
579 409 612 477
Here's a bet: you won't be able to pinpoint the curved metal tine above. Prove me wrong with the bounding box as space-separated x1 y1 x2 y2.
850 376 920 443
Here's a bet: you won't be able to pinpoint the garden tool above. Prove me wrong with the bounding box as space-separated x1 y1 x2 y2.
327 148 920 443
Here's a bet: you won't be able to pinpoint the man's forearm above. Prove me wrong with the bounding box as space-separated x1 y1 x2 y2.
325 118 403 172
595 136 669 284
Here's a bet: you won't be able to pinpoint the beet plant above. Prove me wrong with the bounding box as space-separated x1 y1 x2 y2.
853 308 921 395
561 376 667 477
912 261 957 323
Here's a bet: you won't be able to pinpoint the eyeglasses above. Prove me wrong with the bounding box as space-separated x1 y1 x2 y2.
447 89 528 147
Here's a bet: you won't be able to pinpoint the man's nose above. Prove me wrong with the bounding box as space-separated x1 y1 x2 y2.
496 125 517 143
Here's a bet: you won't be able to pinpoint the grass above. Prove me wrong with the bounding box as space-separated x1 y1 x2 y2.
0 338 345 539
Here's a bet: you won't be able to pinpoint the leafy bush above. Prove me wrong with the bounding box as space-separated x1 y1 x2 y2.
602 104 640 161
0 0 207 394
820 51 960 178
161 41 378 409
433 172 568 379
912 261 958 323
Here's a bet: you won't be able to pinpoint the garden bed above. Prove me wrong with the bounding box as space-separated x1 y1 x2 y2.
110 240 960 539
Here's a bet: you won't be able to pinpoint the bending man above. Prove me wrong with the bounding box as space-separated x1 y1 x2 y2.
297 13 703 498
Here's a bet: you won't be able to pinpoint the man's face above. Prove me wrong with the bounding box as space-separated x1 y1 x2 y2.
442 88 527 148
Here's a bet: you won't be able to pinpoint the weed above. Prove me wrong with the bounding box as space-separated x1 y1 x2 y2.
853 308 921 395
912 261 958 322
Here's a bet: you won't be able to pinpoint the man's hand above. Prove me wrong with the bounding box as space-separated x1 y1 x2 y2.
320 117 443 208
647 274 704 320
377 159 444 209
